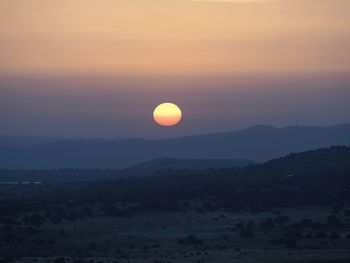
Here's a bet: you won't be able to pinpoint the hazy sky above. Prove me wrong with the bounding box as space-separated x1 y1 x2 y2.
1 74 350 138
0 0 349 138
1 0 349 74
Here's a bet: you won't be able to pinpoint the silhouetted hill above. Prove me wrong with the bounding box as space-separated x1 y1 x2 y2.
261 146 350 176
78 146 350 209
0 123 349 169
2 146 349 213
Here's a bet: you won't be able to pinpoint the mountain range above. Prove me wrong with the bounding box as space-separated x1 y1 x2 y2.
0 123 349 169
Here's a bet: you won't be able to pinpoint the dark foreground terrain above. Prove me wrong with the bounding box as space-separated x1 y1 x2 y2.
1 146 350 263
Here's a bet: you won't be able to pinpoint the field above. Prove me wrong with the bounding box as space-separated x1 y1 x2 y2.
2 204 350 263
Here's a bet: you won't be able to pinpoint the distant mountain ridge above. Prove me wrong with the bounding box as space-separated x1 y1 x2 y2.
0 123 349 169
0 135 59 147
0 135 126 147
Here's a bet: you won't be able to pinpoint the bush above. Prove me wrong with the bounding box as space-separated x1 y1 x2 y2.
329 232 341 239
315 232 328 239
54 258 66 263
274 215 290 225
239 229 255 238
270 238 297 248
260 218 275 229
299 218 313 228
327 215 342 228
178 235 203 245
22 213 45 226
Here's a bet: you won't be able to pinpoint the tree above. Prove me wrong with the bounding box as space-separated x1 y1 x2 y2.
178 235 203 245
239 229 254 238
23 213 45 226
327 215 342 228
54 258 66 263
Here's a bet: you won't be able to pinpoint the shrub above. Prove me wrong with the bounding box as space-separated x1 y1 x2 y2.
178 235 203 245
239 229 255 238
327 215 342 228
54 258 66 263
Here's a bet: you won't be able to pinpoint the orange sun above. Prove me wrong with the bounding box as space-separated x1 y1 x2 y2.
153 102 182 127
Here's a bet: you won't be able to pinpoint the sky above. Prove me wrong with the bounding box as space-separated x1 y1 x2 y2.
1 0 350 75
0 0 349 138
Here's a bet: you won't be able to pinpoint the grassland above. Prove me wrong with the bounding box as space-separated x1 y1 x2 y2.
2 205 350 263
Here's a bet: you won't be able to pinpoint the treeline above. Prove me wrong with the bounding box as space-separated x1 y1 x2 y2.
1 146 350 218
0 169 122 183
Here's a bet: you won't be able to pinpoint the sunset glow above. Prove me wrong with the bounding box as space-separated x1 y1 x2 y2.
1 0 349 75
1 0 349 139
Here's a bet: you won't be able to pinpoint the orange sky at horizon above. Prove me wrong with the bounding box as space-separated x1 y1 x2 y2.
1 0 349 75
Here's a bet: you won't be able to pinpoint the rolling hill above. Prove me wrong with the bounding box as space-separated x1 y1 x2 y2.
0 123 349 169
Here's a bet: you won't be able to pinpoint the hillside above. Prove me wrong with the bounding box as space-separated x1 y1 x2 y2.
0 123 349 169
61 146 350 203
1 146 350 212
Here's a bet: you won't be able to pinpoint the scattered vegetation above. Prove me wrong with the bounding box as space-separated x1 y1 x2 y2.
1 146 350 262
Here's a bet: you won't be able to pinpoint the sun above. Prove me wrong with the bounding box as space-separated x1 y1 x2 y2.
153 102 182 127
